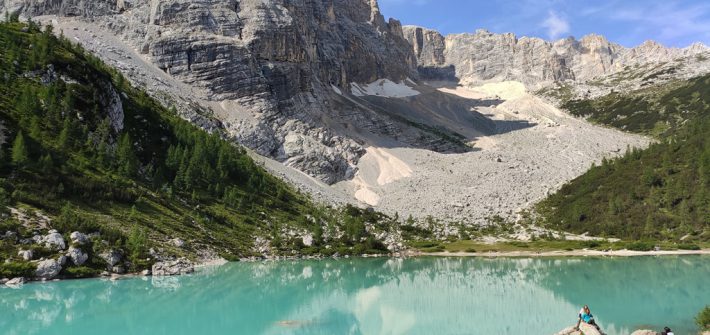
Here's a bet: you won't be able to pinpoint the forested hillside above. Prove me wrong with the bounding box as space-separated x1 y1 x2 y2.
537 75 710 241
0 19 398 278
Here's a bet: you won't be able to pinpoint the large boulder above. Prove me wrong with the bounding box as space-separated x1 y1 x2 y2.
17 249 33 261
35 258 62 280
630 331 659 335
70 231 90 245
66 247 88 266
152 258 194 276
554 324 602 335
99 250 122 267
43 230 66 250
302 234 314 247
579 323 602 335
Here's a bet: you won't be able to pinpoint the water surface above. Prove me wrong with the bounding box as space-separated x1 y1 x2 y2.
2 256 708 335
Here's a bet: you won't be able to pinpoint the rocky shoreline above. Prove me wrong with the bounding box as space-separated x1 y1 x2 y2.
419 249 710 258
4 248 707 288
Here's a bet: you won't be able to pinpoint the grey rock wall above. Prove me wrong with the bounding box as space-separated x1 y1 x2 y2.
402 25 710 89
4 0 438 184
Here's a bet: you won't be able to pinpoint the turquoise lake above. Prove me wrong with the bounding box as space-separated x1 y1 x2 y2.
1 256 708 335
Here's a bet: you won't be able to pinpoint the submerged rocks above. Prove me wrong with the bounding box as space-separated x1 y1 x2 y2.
67 247 89 266
70 231 90 245
152 258 194 276
35 259 62 280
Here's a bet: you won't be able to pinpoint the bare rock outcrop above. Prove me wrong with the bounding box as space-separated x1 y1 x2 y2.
402 26 710 89
630 330 659 335
3 0 446 184
152 258 194 276
66 246 88 265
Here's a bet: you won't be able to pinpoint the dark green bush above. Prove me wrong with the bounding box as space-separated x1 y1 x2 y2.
63 266 99 278
677 243 701 250
0 261 35 277
696 306 710 331
409 241 441 249
626 241 655 251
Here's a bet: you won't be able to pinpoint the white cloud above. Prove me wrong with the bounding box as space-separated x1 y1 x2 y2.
609 2 710 44
541 10 570 40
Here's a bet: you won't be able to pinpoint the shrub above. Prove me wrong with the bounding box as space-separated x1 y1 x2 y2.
696 306 710 331
626 241 655 251
677 243 700 250
421 245 445 253
63 266 99 278
409 241 441 249
126 225 147 261
0 261 35 277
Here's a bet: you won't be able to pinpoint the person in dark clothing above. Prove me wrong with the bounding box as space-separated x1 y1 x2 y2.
661 326 675 335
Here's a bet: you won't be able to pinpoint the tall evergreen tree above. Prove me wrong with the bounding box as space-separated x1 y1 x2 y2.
116 133 138 177
11 131 29 166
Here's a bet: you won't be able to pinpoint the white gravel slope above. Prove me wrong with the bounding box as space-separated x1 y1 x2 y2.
335 83 650 225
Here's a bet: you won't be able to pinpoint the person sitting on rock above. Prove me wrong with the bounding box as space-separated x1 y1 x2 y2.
576 305 601 331
661 326 675 335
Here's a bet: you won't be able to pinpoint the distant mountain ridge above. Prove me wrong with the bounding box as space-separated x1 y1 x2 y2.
402 25 710 88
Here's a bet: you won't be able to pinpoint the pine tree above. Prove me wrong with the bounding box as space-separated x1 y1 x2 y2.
58 118 72 150
39 154 53 174
116 133 138 177
11 131 29 166
0 187 9 214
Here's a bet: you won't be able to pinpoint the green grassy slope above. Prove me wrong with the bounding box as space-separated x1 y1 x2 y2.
0 20 398 278
537 75 710 241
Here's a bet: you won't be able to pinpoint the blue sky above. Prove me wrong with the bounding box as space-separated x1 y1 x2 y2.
379 0 710 48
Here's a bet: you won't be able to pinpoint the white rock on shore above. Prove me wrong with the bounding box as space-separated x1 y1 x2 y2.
630 330 659 335
554 323 601 335
6 277 25 287
35 259 62 280
152 258 194 276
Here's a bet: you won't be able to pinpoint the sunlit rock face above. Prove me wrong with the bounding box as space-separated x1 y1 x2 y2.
402 25 710 89
3 0 423 184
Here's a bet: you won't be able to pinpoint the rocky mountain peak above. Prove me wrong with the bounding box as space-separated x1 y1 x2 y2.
402 24 709 88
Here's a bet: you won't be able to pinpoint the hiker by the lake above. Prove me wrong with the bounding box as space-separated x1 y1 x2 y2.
661 326 675 335
576 305 601 331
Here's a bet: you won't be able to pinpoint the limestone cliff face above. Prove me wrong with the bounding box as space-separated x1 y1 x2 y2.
3 0 425 184
402 25 710 89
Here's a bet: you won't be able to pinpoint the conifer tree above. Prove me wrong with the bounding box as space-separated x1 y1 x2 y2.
11 131 29 166
116 133 138 177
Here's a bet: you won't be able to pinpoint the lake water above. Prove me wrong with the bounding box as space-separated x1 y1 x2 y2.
1 256 708 335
